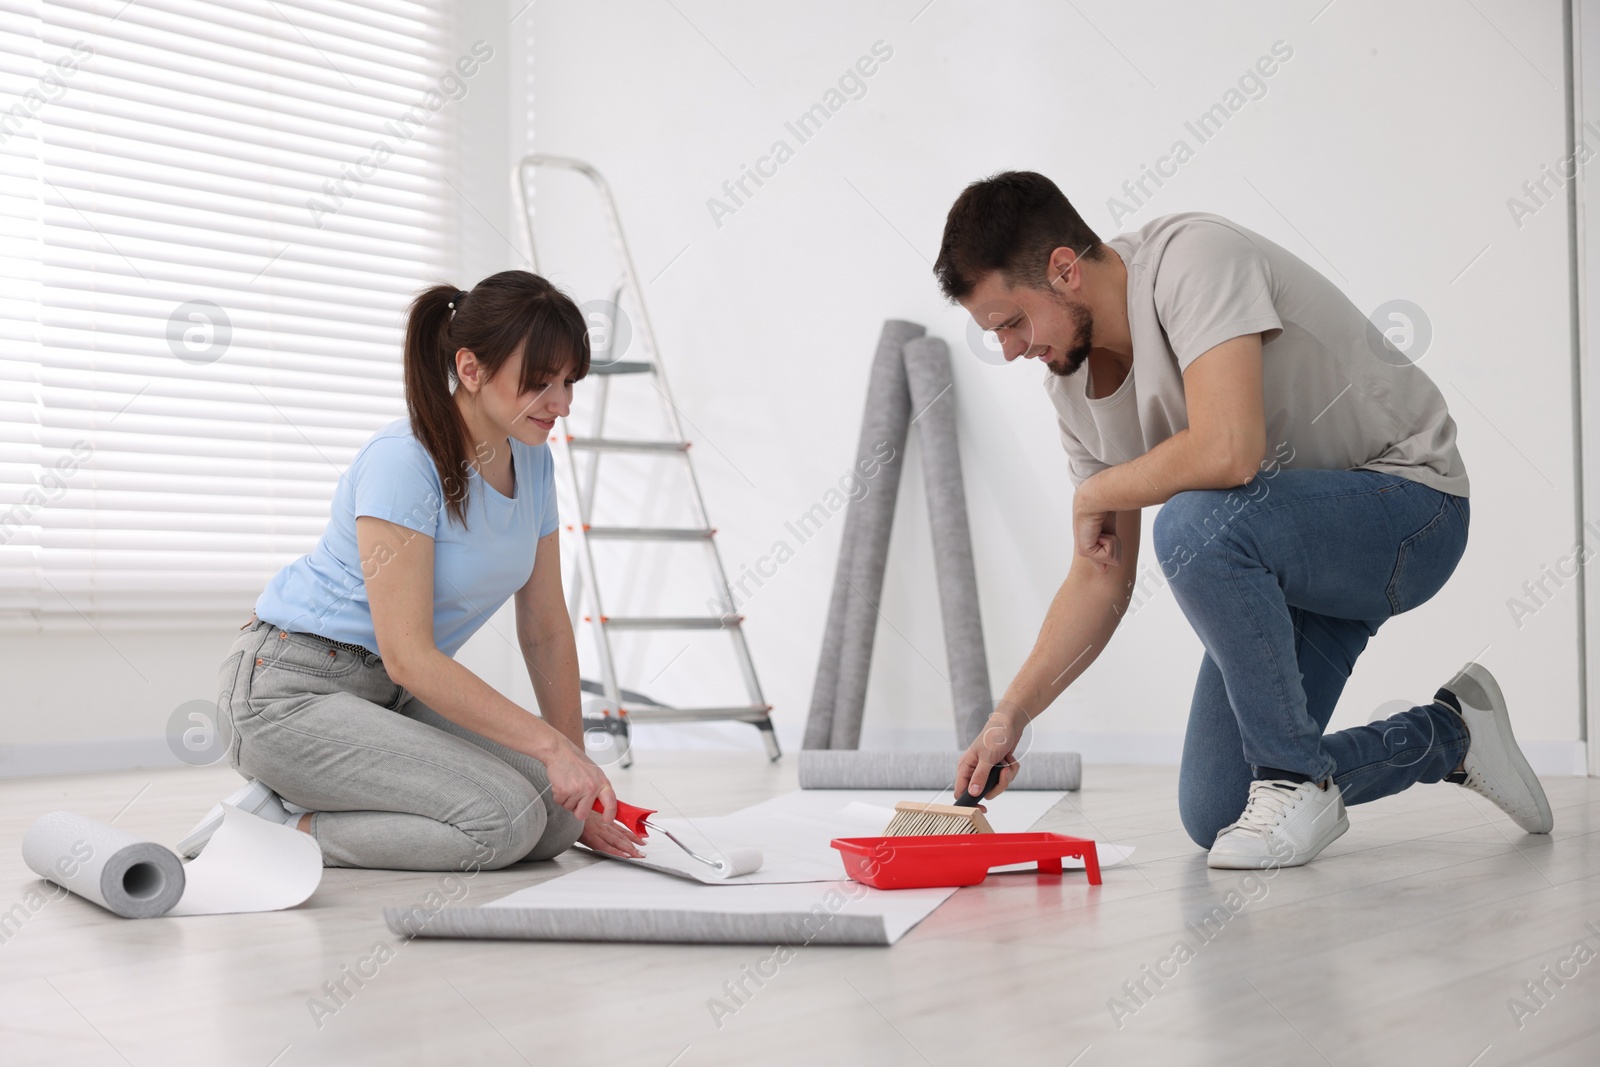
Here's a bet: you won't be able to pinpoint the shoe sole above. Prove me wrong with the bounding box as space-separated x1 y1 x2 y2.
1456 663 1555 834
176 806 223 859
175 779 286 859
1207 805 1350 870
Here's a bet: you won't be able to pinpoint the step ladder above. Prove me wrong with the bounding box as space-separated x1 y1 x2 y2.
512 155 780 766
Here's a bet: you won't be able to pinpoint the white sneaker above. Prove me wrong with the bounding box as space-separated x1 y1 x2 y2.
1208 778 1349 869
177 778 294 858
1439 663 1554 834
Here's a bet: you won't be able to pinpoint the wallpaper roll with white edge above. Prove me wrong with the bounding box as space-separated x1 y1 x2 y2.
797 750 1081 791
21 803 323 919
22 810 185 918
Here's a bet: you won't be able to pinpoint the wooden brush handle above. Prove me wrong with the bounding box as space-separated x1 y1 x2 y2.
955 764 1004 807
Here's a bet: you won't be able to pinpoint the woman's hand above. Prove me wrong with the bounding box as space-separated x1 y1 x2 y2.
579 816 645 859
541 734 618 823
543 737 645 858
955 702 1027 801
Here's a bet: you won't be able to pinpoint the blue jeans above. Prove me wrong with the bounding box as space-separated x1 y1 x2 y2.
1151 468 1472 848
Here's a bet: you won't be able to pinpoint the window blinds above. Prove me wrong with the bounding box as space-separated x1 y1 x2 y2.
0 0 455 632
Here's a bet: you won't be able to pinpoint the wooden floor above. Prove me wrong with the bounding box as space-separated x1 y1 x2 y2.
2 754 1597 1067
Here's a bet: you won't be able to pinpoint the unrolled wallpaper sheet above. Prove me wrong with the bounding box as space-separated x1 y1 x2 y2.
22 803 323 919
387 790 1133 946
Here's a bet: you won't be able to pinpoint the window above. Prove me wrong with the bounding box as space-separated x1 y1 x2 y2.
0 0 458 631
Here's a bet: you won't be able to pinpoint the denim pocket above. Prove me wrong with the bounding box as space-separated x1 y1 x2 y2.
256 631 364 679
1385 495 1468 614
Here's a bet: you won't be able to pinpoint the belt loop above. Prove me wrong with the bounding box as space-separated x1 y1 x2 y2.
239 612 258 631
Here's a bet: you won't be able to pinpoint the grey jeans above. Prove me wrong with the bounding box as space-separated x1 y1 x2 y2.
218 616 583 870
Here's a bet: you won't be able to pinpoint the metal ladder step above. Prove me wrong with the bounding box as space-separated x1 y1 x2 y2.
619 703 774 724
580 525 715 542
588 615 741 631
566 436 689 454
589 360 656 376
578 677 660 705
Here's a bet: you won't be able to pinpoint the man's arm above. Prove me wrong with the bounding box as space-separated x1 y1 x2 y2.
1097 331 1266 507
958 332 1266 797
1071 332 1265 572
955 506 1141 797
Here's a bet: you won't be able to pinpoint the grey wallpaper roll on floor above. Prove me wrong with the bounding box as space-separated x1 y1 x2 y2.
796 750 1081 791
384 906 892 945
21 810 186 919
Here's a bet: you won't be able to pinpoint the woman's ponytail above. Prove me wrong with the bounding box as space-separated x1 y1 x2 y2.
403 284 473 528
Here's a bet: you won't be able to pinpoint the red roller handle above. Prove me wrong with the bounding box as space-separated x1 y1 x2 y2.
593 798 655 837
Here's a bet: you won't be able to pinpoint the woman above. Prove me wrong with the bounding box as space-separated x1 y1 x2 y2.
179 270 644 870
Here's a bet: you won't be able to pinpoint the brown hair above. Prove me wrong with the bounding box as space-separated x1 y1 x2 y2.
403 270 590 529
934 170 1106 301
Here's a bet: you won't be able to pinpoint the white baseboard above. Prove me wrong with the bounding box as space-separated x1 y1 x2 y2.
0 737 184 779
0 731 1588 780
846 727 1186 766
624 723 1587 780
1517 739 1591 776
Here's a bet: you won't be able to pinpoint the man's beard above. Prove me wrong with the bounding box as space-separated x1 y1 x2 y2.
1046 299 1094 377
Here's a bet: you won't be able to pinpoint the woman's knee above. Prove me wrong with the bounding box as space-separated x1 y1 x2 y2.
490 752 583 862
520 802 584 863
466 780 550 870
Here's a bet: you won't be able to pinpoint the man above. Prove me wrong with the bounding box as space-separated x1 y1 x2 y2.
939 171 1553 868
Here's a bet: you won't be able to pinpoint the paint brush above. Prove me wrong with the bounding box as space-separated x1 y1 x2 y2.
880 765 1003 836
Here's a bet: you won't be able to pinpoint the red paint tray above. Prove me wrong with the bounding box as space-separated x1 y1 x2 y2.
831 832 1101 889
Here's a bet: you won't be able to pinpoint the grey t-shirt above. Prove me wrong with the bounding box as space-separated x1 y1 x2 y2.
1045 211 1469 497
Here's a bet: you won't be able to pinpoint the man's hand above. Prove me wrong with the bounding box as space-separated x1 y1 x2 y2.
955 702 1028 801
1073 474 1121 573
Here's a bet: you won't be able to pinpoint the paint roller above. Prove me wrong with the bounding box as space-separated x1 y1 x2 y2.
594 800 763 878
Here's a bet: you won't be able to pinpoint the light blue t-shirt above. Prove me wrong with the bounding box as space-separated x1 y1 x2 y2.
255 418 560 658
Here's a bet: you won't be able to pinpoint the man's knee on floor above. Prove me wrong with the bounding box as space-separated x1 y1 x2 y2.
1178 791 1240 850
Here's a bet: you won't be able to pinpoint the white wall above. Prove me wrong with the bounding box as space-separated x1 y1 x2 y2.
1 0 1587 777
